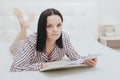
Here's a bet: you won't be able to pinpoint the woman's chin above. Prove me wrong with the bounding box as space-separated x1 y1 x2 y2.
52 36 60 40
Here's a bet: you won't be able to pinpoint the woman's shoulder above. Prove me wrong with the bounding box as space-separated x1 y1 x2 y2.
26 33 37 45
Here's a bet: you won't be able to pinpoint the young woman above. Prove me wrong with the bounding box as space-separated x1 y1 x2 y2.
10 8 97 72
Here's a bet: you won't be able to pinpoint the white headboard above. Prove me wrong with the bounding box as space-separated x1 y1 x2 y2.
0 1 98 43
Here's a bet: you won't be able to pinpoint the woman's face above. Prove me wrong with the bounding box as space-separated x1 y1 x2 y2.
46 15 62 41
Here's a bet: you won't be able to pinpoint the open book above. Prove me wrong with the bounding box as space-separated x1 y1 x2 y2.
40 53 102 71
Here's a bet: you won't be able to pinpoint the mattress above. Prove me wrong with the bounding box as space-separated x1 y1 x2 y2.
0 41 120 80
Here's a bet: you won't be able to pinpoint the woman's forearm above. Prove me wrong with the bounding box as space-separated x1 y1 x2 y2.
40 61 58 69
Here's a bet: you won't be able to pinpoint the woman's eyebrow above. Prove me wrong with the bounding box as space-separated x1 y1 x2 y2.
47 22 62 25
58 22 62 24
47 23 52 25
47 23 52 26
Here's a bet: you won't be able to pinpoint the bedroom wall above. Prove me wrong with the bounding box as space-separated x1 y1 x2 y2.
0 0 98 43
98 0 120 34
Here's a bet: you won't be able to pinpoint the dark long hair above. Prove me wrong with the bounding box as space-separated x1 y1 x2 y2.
36 8 63 52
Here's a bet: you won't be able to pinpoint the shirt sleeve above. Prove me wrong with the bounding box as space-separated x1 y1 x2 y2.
10 40 41 72
10 40 24 56
63 32 80 60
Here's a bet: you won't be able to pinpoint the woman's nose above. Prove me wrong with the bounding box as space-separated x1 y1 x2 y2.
53 26 57 32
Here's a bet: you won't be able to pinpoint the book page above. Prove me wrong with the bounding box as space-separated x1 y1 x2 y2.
40 53 102 71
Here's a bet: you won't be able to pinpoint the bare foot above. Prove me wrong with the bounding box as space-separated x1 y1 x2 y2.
14 8 24 26
23 13 35 29
14 8 35 30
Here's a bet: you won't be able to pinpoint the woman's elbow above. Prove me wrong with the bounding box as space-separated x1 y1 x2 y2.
10 64 23 72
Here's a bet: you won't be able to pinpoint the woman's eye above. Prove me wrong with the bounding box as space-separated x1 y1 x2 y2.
47 25 52 28
57 24 62 27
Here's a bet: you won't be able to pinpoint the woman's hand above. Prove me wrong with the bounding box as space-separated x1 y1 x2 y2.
83 58 97 67
40 61 58 69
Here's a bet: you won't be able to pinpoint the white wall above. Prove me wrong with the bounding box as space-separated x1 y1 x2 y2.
98 0 120 33
0 0 98 43
0 0 120 40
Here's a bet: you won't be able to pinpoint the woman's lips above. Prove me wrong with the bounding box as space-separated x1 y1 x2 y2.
52 34 59 36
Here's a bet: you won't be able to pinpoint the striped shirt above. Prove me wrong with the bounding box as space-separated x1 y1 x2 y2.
10 32 80 72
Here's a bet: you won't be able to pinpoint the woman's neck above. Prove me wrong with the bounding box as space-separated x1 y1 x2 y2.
45 39 56 55
46 39 56 46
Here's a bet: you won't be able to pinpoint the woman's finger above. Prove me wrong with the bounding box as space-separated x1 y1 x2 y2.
84 59 96 67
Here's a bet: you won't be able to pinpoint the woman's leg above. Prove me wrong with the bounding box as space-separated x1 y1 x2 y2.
13 8 35 41
10 8 35 56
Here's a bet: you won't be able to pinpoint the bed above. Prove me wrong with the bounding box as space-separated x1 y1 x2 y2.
0 1 120 80
0 40 120 80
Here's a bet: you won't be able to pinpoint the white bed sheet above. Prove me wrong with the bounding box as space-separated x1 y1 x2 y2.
0 41 120 80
